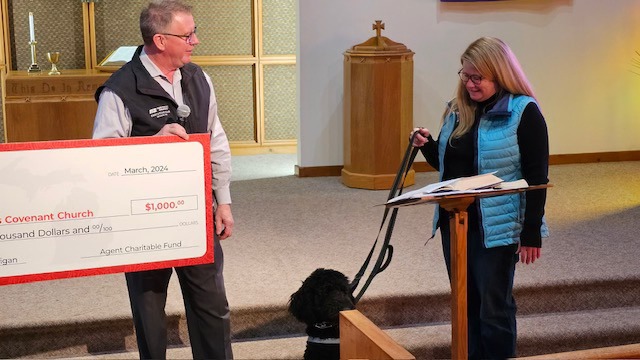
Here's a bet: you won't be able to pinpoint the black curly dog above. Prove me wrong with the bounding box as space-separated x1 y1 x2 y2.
288 268 356 360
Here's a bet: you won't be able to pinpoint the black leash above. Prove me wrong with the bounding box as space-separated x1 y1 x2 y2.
350 132 421 303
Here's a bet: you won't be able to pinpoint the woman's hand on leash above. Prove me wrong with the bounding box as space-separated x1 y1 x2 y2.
411 127 430 147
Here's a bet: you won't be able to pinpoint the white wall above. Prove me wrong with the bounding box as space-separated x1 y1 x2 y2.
297 0 640 167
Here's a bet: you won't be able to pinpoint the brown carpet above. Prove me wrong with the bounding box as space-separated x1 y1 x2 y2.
1 161 640 358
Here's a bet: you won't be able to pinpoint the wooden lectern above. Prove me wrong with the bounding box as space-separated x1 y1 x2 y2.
387 185 550 359
342 20 415 190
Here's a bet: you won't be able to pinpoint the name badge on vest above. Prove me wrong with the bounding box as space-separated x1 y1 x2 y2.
149 105 171 120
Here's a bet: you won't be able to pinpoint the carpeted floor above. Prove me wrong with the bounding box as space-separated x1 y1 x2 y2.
2 158 640 358
231 153 297 182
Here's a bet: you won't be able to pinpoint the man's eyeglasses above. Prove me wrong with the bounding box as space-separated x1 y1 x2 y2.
160 26 197 45
458 69 483 85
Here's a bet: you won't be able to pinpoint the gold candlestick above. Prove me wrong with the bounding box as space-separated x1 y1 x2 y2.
28 40 41 73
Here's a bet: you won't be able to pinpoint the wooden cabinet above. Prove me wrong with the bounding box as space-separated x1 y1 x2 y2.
342 22 415 189
3 70 110 142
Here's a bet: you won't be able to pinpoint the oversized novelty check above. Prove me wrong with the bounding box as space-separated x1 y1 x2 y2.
0 134 213 286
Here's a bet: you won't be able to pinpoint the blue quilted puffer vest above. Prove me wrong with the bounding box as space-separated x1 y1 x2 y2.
432 93 549 248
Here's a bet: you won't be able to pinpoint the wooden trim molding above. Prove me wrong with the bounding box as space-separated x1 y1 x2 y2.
413 161 436 173
519 343 640 359
549 151 640 165
231 143 296 156
1 0 10 69
84 2 94 69
296 165 343 178
295 151 640 178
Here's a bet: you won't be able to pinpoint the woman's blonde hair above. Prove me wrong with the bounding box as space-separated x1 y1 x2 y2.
447 37 537 140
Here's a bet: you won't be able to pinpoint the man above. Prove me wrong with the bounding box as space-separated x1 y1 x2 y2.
92 1 234 359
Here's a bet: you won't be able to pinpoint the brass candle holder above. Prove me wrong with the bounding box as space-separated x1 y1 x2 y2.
28 40 41 73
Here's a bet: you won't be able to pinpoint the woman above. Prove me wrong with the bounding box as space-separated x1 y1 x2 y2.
412 37 549 359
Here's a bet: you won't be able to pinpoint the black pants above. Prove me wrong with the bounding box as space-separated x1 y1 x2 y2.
125 238 232 360
440 209 519 360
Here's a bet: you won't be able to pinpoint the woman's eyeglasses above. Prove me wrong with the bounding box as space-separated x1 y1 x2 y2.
458 69 483 85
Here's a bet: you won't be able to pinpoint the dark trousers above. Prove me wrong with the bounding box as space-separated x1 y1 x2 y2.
125 238 232 360
440 209 518 360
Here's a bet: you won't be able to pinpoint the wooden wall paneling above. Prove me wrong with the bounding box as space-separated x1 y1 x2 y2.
84 1 94 69
261 0 296 56
1 71 5 143
254 0 296 153
1 0 10 70
192 0 254 57
9 0 86 71
255 0 264 148
0 0 7 67
201 64 257 144
262 63 297 143
92 0 145 67
0 0 297 153
1 0 8 143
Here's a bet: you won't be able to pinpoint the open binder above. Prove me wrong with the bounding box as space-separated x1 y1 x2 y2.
96 46 137 72
386 174 530 207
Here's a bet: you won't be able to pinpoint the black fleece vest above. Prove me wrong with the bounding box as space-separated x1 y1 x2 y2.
95 45 210 136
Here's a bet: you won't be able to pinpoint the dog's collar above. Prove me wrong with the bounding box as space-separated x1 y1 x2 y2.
307 336 340 344
313 321 336 329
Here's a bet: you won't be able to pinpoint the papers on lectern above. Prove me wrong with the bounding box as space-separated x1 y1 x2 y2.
386 173 528 207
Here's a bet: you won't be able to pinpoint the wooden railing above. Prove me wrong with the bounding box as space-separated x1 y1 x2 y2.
339 310 415 360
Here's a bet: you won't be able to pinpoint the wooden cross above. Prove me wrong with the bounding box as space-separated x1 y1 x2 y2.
372 20 385 38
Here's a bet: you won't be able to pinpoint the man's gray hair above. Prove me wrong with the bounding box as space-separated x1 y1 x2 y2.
140 0 192 45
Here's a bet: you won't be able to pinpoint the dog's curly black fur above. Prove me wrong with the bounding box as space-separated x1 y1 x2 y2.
288 268 356 360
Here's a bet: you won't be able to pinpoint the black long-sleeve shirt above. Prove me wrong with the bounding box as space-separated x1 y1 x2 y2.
421 95 549 247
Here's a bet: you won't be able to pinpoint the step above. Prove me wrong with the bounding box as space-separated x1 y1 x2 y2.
3 277 640 359
74 306 640 359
